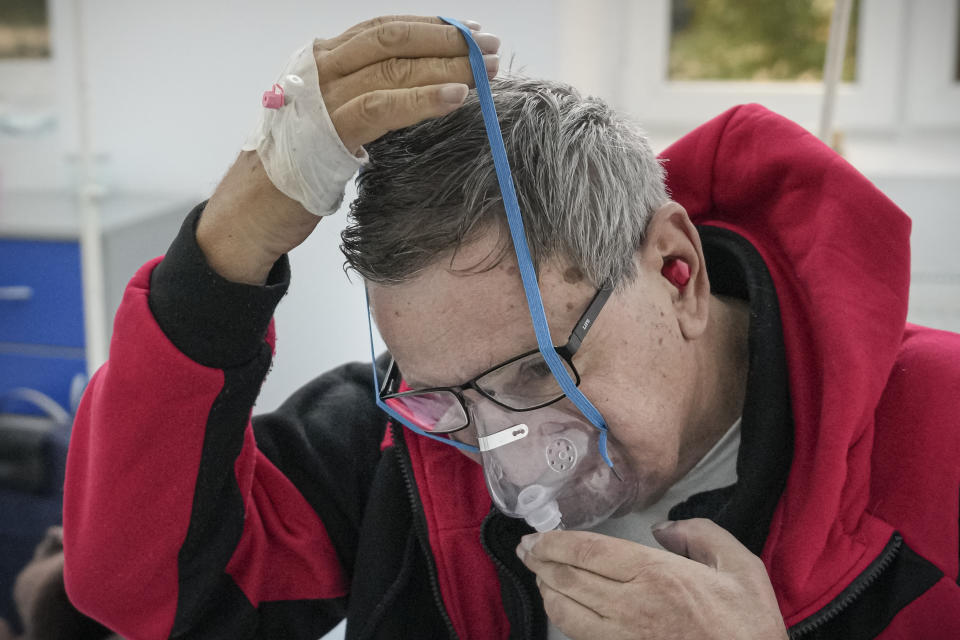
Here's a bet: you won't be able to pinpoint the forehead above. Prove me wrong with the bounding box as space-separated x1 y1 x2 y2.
369 236 593 387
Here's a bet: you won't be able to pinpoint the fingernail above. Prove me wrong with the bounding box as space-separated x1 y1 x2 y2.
520 533 540 552
483 54 499 77
460 19 482 30
651 520 675 532
439 83 469 105
516 533 540 561
473 33 501 53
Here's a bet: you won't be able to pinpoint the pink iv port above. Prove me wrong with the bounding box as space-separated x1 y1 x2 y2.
262 83 284 108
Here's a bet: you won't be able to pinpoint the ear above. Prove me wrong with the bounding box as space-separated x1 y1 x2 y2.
638 202 710 340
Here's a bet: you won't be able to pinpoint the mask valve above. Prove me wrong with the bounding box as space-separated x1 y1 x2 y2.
546 436 578 473
516 484 562 532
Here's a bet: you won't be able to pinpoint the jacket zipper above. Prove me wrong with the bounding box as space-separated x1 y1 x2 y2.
479 512 536 640
788 533 904 638
390 421 460 640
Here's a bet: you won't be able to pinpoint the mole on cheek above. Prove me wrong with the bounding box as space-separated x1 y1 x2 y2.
563 267 584 284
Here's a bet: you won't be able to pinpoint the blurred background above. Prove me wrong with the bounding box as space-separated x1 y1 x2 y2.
0 1 957 637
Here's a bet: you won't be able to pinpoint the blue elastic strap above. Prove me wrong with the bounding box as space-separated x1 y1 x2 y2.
366 288 481 454
439 17 613 467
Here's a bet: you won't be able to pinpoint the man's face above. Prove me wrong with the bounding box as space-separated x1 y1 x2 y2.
369 227 702 509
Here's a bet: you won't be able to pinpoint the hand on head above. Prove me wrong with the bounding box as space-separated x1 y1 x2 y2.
314 16 499 154
199 16 499 285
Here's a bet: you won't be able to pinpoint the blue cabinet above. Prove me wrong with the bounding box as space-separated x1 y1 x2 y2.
0 352 87 416
0 239 85 348
0 239 87 414
0 192 194 416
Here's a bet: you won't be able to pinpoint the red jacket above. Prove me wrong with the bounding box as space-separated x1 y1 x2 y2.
664 105 960 636
63 104 960 639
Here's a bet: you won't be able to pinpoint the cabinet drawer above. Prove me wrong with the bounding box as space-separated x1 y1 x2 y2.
0 239 85 347
0 351 86 416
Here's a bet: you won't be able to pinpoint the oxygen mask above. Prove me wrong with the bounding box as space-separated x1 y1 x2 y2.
471 401 639 531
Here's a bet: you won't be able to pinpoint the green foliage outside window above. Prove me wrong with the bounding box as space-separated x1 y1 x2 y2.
670 0 859 81
0 0 50 58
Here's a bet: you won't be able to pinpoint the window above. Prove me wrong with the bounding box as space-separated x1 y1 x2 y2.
0 0 50 58
0 0 64 191
0 0 56 137
630 0 900 131
555 0 960 132
668 0 859 82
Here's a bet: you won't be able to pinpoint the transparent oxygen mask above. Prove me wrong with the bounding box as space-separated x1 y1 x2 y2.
470 401 639 532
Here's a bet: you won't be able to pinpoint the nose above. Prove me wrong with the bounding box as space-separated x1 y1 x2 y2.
450 424 479 448
467 393 528 436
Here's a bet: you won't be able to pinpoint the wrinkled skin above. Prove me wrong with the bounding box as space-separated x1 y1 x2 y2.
517 520 788 639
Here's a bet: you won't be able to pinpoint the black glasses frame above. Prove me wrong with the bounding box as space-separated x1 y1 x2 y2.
379 283 614 432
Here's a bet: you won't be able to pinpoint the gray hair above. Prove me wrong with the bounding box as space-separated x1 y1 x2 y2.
341 75 668 288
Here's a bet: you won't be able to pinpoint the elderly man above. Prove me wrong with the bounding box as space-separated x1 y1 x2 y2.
62 15 960 640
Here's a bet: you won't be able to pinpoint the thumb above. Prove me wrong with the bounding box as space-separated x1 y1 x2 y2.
652 518 759 573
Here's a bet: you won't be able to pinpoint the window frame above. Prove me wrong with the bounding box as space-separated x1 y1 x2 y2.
902 0 960 127
556 0 910 132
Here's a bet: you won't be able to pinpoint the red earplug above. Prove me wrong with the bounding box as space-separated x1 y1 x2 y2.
662 258 691 290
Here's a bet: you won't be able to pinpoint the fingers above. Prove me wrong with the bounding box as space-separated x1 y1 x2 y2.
324 54 498 113
322 21 500 79
318 16 501 154
518 530 675 583
330 83 470 154
518 543 622 615
322 15 479 50
651 518 762 574
537 579 608 640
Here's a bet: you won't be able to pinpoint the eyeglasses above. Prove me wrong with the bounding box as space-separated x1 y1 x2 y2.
379 283 613 434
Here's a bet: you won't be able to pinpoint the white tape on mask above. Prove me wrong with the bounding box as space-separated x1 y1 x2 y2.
477 423 529 452
242 40 368 217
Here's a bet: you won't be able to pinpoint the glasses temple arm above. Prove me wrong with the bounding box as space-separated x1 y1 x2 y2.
564 283 614 356
379 358 398 396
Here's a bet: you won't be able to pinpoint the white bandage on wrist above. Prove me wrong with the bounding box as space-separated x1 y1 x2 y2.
242 39 368 217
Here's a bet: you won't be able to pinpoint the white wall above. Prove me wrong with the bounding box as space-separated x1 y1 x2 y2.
72 1 558 194
32 0 563 411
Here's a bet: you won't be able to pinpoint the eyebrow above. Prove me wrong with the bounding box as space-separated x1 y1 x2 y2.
399 368 456 390
402 351 524 391
401 363 481 391
404 372 469 390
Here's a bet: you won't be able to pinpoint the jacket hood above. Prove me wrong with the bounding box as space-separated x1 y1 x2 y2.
660 104 912 621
